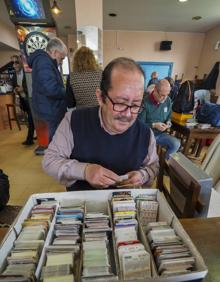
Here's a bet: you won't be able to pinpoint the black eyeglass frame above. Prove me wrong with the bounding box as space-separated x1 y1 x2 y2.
102 90 144 114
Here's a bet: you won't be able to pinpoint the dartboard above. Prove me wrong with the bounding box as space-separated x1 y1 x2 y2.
23 31 49 57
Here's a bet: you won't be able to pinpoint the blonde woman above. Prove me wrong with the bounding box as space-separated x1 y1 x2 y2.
67 46 102 108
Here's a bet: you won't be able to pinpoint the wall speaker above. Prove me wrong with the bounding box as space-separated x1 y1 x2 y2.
160 41 172 51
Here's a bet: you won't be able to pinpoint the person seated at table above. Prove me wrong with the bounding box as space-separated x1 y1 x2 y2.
42 57 159 191
139 79 180 160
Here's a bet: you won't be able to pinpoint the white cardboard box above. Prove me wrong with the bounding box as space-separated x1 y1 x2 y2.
0 189 208 281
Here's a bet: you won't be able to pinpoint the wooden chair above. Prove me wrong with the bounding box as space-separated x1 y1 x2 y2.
6 103 21 130
157 149 201 218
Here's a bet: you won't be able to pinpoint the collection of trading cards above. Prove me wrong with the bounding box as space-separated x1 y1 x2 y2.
41 202 84 282
146 221 196 276
0 201 56 282
82 211 116 281
0 193 202 282
136 194 159 229
111 191 151 281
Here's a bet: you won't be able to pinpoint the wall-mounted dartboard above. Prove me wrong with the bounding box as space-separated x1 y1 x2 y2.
23 31 49 57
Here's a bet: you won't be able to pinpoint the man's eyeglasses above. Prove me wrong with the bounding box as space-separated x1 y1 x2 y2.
103 91 144 114
155 87 168 100
13 61 20 64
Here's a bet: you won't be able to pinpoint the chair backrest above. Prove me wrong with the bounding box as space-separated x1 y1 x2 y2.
157 149 202 218
167 165 201 218
201 133 220 188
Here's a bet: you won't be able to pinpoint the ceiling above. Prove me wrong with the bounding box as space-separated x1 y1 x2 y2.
103 0 220 33
0 0 220 41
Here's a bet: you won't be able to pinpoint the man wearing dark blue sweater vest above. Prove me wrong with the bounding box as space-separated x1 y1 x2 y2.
43 57 159 191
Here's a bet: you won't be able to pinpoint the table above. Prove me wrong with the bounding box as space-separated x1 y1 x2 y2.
181 217 220 282
171 121 220 157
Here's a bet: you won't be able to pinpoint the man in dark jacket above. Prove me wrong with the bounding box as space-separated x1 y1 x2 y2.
28 37 67 143
12 56 35 145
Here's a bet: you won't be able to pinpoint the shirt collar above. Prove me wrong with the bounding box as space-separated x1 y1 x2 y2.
149 90 160 106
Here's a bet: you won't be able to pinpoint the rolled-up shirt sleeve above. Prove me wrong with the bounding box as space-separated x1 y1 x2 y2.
42 111 89 187
140 129 159 186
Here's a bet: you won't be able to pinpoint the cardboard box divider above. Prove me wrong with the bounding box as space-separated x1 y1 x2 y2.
0 190 208 282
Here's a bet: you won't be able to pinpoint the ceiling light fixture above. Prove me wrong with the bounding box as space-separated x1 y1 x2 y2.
178 0 188 2
51 0 62 15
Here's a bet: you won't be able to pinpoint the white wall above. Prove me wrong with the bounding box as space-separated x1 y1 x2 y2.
103 30 205 80
198 25 220 77
75 0 103 30
0 19 19 50
0 19 19 68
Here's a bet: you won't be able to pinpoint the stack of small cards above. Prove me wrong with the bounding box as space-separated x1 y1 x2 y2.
0 201 56 281
111 191 151 281
42 253 74 282
146 221 196 276
82 211 114 280
41 202 84 282
52 205 83 247
136 194 159 229
84 212 112 241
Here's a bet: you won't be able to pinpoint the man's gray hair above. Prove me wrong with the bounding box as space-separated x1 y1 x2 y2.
46 37 67 53
155 79 170 92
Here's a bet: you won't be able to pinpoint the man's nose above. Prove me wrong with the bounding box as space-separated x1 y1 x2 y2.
123 106 132 116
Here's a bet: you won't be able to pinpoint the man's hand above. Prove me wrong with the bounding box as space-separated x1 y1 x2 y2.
14 86 23 93
116 171 144 188
166 121 172 128
153 122 168 132
84 164 120 188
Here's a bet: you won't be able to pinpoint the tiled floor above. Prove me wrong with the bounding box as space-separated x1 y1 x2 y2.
0 126 65 206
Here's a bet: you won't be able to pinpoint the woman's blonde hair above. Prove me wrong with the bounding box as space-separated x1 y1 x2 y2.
73 46 100 72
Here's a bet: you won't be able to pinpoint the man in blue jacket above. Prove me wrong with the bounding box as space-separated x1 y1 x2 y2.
28 37 67 143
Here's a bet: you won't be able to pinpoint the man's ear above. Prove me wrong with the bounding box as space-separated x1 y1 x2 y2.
48 49 55 59
96 88 104 106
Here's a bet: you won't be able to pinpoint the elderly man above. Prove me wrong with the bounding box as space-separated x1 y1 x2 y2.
43 57 159 191
28 37 68 142
139 79 180 160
